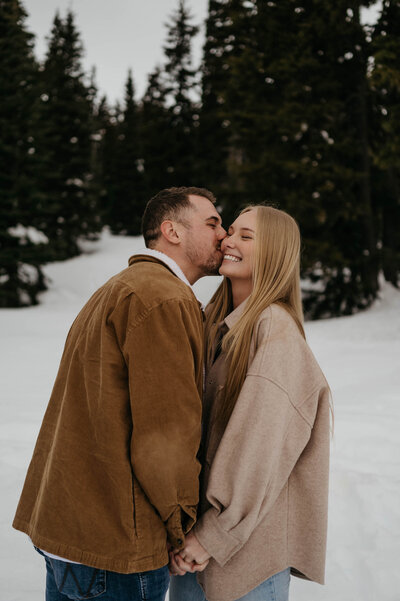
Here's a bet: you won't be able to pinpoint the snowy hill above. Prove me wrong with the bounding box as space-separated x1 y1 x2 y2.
1 231 399 601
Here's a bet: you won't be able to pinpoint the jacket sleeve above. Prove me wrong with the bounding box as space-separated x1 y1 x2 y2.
123 298 203 549
194 374 316 566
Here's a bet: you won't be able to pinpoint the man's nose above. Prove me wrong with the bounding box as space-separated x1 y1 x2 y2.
218 226 227 240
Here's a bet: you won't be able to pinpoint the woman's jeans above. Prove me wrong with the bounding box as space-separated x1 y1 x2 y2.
36 549 169 601
169 568 290 601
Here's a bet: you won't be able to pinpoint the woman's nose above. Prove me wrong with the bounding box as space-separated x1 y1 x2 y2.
221 236 233 251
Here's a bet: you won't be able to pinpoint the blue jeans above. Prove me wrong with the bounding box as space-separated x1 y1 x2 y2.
36 549 169 601
169 568 290 601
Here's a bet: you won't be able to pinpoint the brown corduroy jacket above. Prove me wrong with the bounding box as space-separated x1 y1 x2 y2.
13 255 204 573
195 302 331 601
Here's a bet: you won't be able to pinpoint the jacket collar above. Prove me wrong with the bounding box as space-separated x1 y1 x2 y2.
129 248 192 286
221 297 249 330
206 298 249 367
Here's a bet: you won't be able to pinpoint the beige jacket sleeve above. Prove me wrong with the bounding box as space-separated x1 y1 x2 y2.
194 324 319 566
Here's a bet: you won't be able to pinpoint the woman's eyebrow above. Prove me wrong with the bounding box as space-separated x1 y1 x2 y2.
240 227 255 233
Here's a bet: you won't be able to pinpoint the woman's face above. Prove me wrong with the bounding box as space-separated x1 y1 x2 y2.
219 209 257 282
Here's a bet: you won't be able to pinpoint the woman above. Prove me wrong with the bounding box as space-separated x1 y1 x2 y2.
169 205 331 601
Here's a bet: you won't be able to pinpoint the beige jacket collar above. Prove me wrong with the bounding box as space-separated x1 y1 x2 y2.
222 298 249 330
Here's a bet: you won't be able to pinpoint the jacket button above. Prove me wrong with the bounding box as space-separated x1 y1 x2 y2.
177 538 183 545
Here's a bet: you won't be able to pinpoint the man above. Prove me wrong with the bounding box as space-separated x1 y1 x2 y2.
13 187 226 601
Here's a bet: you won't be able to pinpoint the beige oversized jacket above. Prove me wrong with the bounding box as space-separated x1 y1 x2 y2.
13 256 204 573
195 302 330 601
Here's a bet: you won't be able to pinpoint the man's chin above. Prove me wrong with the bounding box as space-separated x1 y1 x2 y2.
199 263 221 277
206 268 222 276
205 257 224 276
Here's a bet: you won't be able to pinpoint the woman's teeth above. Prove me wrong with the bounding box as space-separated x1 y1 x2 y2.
223 254 241 262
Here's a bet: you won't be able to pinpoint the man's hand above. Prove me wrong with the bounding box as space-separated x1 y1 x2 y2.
169 550 209 576
169 550 194 575
168 532 211 575
177 531 211 566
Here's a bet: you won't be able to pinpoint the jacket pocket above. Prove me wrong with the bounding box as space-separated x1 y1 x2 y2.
50 559 106 600
131 474 166 542
131 475 141 538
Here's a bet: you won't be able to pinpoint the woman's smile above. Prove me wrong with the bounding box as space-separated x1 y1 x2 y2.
223 253 242 262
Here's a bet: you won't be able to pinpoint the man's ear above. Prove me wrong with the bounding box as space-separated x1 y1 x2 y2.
159 220 182 245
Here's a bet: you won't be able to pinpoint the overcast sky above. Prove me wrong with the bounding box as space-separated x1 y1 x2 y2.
22 0 380 105
23 0 209 104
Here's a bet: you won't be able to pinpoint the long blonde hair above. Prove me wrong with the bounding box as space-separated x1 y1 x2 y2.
205 205 305 430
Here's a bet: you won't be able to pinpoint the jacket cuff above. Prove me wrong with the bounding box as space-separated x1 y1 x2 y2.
193 508 242 566
165 504 197 550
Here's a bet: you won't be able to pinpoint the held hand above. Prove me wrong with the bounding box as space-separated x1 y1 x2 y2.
169 550 191 576
169 548 210 576
177 531 211 567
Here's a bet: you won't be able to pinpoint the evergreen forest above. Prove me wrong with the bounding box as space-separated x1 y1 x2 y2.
1 0 399 317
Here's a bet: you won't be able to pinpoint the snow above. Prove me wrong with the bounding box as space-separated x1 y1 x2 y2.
7 224 49 245
1 231 399 601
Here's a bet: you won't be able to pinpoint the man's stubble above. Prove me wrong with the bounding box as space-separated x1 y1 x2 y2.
184 237 223 277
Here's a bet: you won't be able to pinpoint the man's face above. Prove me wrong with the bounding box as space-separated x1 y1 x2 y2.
181 195 226 277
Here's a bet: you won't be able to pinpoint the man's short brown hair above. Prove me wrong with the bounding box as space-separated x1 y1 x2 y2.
141 186 216 247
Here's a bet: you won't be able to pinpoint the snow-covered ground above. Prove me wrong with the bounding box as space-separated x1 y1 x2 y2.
1 231 399 601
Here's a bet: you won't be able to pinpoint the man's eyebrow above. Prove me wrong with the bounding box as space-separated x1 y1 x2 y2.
205 215 221 223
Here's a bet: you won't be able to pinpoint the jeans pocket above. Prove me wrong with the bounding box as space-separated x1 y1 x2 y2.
50 559 106 600
138 565 170 601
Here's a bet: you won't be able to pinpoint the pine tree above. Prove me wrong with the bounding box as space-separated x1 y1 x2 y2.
162 0 200 184
140 67 173 197
32 10 100 259
195 0 234 207
270 0 380 317
205 0 380 317
295 0 380 316
91 95 118 228
107 70 144 234
370 0 400 287
0 0 48 307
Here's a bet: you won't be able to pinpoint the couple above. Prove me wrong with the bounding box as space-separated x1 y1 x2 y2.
13 187 330 601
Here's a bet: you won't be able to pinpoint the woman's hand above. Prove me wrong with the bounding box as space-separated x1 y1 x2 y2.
169 551 209 575
168 532 211 575
169 549 193 575
177 531 211 566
